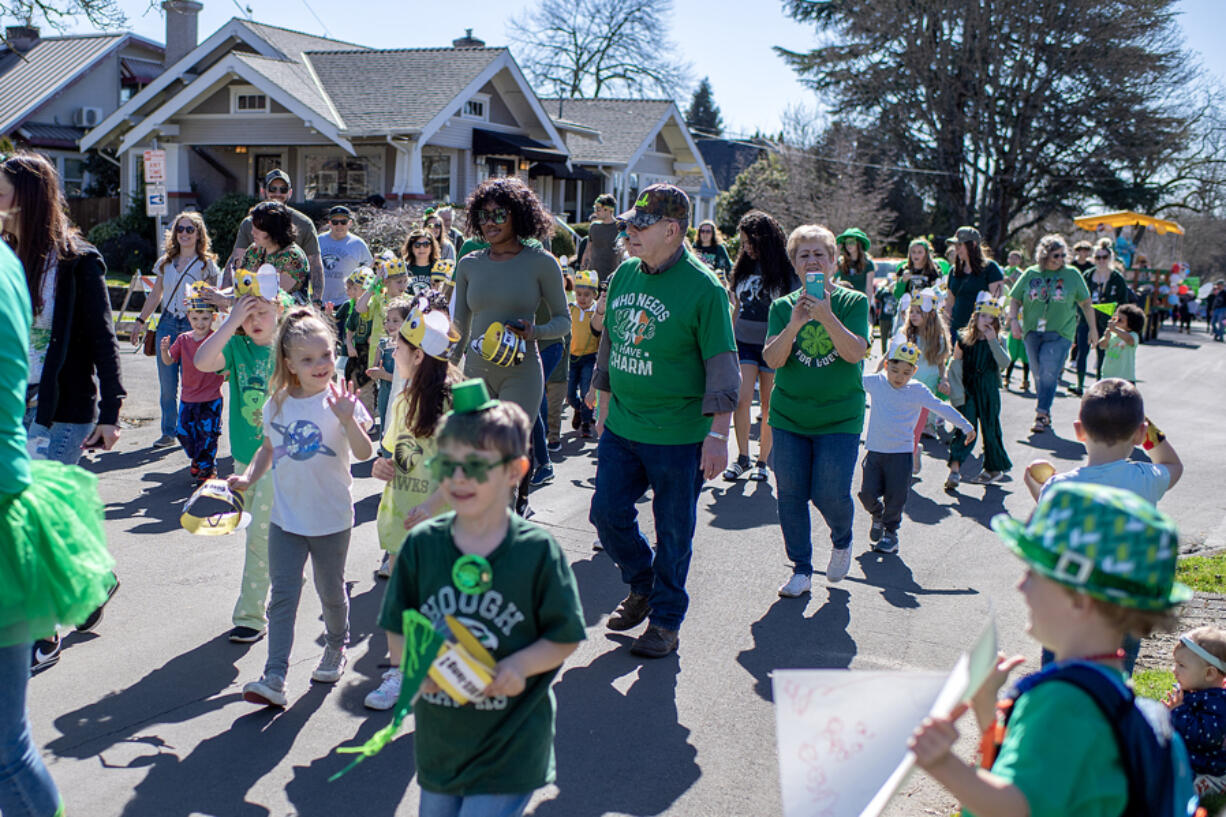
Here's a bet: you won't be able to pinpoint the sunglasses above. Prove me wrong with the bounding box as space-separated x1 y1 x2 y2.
1095 254 1110 260
699 227 714 233
175 223 197 234
426 453 518 483
330 219 349 225
476 207 509 225
1050 251 1066 258
412 240 432 248
267 185 289 194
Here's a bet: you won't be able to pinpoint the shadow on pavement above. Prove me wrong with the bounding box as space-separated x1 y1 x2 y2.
705 479 778 531
113 684 328 817
102 469 193 535
79 444 183 476
902 487 952 526
570 553 630 629
1014 429 1085 460
854 552 978 609
944 483 1011 529
736 589 856 703
536 642 697 817
49 633 245 760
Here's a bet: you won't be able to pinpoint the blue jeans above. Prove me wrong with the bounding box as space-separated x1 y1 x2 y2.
531 342 564 470
589 429 703 630
1073 320 1104 385
1023 331 1072 416
1213 307 1226 341
418 790 532 817
156 313 193 438
772 428 859 576
567 353 596 424
23 408 92 466
0 643 61 817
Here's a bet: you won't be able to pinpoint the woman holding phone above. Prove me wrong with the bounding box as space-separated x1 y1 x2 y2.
763 224 871 594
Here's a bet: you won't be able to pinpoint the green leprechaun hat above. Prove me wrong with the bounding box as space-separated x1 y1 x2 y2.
449 379 499 414
991 482 1192 611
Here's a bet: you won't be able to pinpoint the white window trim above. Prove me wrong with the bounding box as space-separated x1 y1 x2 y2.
460 92 491 122
230 84 269 115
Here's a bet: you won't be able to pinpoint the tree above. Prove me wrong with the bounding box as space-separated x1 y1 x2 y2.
685 77 724 136
1 0 127 30
776 0 1211 250
508 0 692 99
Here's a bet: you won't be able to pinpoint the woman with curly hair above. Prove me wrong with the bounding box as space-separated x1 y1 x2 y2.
1008 234 1098 433
451 177 570 513
724 210 798 482
693 219 732 282
132 210 219 446
240 201 310 302
401 227 438 295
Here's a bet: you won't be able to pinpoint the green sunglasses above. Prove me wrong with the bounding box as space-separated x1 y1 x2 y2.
476 207 509 225
426 453 519 483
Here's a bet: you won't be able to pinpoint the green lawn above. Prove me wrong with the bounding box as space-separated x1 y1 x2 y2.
1133 667 1175 700
1177 553 1226 594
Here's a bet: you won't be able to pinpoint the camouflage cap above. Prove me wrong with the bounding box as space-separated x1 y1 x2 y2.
991 482 1191 611
616 183 690 229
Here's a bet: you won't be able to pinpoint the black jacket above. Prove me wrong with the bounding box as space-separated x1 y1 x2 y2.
34 242 126 427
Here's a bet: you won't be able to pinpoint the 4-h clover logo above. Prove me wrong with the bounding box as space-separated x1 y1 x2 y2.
798 324 833 358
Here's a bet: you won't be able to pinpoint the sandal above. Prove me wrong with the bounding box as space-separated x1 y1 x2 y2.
747 461 769 482
722 458 749 481
1030 414 1051 434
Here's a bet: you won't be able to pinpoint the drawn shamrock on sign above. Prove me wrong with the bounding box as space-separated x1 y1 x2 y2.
798 323 833 358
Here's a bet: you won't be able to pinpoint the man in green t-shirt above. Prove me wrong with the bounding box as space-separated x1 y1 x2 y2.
589 184 739 659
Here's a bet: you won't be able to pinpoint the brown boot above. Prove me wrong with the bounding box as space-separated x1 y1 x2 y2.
630 624 679 658
606 592 650 631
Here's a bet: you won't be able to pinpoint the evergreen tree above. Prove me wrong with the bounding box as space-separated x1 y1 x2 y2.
685 77 724 137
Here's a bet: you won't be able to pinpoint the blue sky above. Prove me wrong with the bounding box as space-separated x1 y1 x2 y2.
55 0 1226 137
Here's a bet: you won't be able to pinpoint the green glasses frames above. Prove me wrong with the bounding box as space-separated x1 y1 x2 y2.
426 453 519 483
476 207 509 225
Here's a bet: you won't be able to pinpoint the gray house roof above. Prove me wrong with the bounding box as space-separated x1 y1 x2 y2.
234 52 344 130
543 98 673 165
0 34 131 134
307 47 504 134
238 20 366 61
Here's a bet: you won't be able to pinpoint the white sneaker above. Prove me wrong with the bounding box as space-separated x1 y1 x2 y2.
243 674 287 707
311 646 347 683
778 573 812 598
826 548 853 583
364 668 403 710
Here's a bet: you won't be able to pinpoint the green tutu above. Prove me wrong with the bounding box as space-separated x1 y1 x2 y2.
1008 335 1028 363
0 459 114 647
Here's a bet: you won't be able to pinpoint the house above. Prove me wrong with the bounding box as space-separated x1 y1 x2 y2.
0 23 164 196
81 15 571 216
695 136 769 194
543 98 719 224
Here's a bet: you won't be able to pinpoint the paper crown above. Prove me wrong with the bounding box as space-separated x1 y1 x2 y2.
347 266 374 289
890 341 921 365
184 281 215 311
898 287 940 315
377 253 407 278
450 378 500 413
234 264 280 299
472 322 526 368
573 269 598 289
180 479 253 536
431 258 455 282
401 299 461 360
974 291 1004 318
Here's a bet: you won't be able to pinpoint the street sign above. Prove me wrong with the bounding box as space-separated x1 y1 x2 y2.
142 149 166 183
145 184 168 217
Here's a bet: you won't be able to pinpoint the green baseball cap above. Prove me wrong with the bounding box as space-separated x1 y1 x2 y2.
449 379 499 414
617 184 690 229
991 482 1191 611
836 228 870 252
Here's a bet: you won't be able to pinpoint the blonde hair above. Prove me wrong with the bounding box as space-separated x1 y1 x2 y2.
158 210 216 271
1057 584 1181 639
958 311 1002 346
904 303 950 366
1181 626 1226 669
786 224 838 267
268 307 335 412
1035 234 1068 268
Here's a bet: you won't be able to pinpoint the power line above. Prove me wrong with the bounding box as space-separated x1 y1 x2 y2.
230 0 253 19
299 0 331 37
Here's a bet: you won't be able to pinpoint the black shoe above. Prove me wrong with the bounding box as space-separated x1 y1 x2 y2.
581 422 594 439
606 592 650 631
228 626 266 643
76 573 120 633
869 516 883 543
630 624 679 658
1068 385 1084 396
32 634 62 673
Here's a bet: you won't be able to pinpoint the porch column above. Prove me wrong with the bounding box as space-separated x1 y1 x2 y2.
406 140 425 196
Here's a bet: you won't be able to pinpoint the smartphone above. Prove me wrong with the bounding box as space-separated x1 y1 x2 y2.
806 272 826 300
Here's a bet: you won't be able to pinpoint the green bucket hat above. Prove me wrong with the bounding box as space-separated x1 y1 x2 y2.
836 228 870 252
991 482 1191 611
449 379 499 414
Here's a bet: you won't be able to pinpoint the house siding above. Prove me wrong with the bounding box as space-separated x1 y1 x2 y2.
633 152 674 176
26 51 120 128
177 115 334 145
478 81 518 127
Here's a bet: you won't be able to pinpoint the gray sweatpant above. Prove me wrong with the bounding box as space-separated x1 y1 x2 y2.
265 523 351 679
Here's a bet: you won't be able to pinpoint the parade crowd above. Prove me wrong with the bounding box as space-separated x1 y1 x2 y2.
3 149 1226 817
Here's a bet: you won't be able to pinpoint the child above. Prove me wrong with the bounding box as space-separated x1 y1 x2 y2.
856 341 975 557
910 482 1193 816
1002 251 1030 392
1166 626 1226 795
195 288 281 643
1098 303 1144 383
894 288 950 470
366 298 411 432
567 270 603 439
377 379 585 815
873 280 899 356
334 267 372 377
233 308 373 707
945 296 1011 490
365 297 464 709
160 299 224 485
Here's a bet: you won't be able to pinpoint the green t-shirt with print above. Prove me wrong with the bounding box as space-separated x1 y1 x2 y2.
603 251 737 445
767 287 870 437
1101 331 1138 382
362 290 387 369
378 512 586 795
221 335 273 465
376 393 444 553
1010 265 1091 341
345 297 374 347
968 671 1127 817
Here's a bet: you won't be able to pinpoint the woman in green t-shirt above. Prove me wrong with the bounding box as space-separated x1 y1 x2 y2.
401 227 439 296
835 227 875 297
764 225 872 592
693 219 733 283
1007 234 1097 433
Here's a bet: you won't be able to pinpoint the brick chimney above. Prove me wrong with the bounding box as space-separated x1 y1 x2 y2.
451 29 485 48
162 0 202 69
5 25 40 54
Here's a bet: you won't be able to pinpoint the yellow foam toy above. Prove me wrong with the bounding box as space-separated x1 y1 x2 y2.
427 615 498 704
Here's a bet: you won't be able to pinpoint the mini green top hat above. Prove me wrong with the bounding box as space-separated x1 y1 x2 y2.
450 379 499 414
836 228 870 252
991 482 1191 611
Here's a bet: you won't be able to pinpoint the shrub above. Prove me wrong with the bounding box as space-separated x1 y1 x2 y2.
572 221 591 238
202 193 259 262
351 204 425 256
86 197 157 276
551 228 575 260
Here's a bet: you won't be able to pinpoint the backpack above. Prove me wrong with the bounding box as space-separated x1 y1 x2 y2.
991 661 1200 817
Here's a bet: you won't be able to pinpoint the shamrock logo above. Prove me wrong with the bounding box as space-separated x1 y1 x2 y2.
798 324 833 358
635 192 650 208
240 389 265 430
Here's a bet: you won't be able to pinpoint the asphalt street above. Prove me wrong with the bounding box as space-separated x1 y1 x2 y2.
27 324 1226 817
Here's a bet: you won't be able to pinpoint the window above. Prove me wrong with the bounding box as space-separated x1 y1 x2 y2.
62 158 86 198
230 85 269 114
302 150 385 200
423 154 452 202
460 93 490 122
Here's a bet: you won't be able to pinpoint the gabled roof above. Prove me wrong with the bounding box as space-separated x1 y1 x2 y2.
0 33 163 135
306 47 503 134
237 20 366 60
542 98 674 165
234 52 342 130
696 137 769 191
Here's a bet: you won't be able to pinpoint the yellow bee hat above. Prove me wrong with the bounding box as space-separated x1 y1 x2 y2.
400 298 461 360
